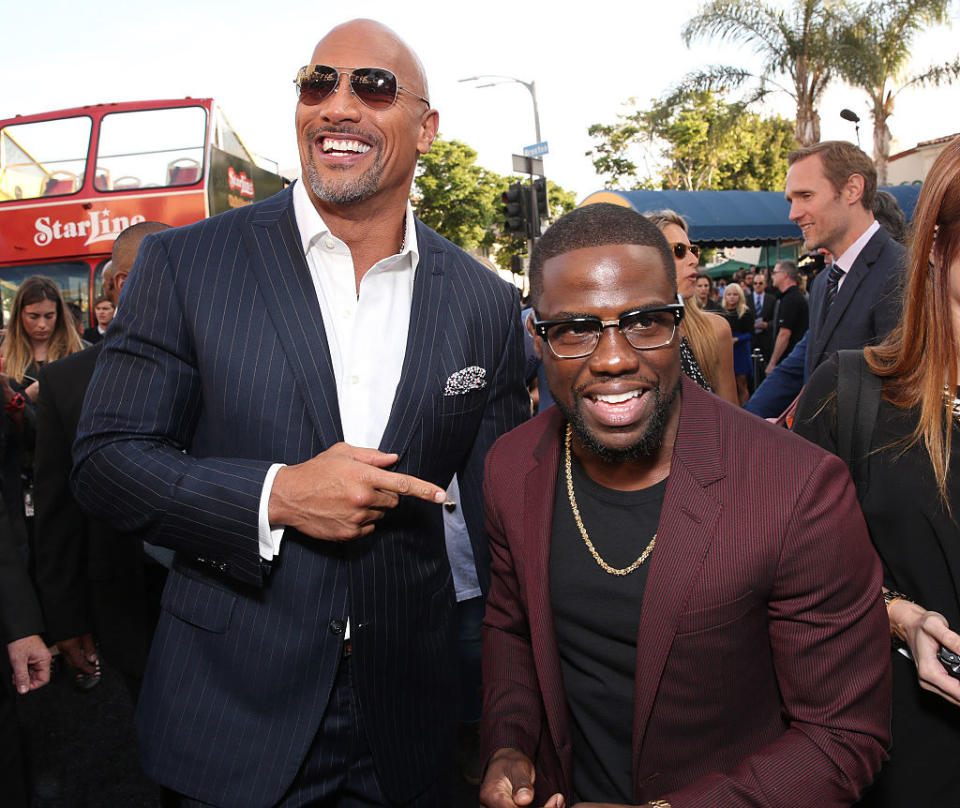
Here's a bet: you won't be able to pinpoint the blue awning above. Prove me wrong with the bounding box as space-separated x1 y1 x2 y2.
579 186 920 247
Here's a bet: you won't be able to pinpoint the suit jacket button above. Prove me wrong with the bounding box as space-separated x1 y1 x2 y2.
329 619 345 635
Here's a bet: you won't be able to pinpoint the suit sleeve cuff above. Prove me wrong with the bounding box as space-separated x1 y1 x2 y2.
258 463 286 561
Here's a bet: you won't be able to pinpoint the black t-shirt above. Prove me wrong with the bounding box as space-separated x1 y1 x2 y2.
550 452 667 804
774 285 809 356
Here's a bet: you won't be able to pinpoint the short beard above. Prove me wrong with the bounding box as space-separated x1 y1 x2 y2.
557 378 680 464
303 128 384 205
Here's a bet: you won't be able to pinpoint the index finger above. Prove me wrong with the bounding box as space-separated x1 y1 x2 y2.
367 467 445 504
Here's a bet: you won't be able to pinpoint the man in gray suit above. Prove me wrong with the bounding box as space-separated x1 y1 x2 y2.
74 19 527 808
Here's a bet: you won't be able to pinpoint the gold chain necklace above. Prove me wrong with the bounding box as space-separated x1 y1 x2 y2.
564 424 656 576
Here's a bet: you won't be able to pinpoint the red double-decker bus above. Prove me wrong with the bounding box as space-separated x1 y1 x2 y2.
0 98 285 325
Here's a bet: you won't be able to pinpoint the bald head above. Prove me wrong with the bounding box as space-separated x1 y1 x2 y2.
107 221 171 303
310 19 429 101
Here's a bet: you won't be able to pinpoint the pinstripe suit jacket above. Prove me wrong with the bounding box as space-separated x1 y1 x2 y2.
72 185 528 807
480 378 892 807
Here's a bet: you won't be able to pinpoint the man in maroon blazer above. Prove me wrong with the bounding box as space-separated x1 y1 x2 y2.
479 204 891 808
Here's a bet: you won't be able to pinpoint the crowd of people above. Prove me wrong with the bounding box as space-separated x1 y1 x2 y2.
2 16 960 808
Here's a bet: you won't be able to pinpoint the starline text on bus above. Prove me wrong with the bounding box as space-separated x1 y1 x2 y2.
33 210 148 248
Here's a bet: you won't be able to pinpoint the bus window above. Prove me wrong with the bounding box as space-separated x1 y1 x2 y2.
0 262 92 329
95 106 206 192
0 117 91 201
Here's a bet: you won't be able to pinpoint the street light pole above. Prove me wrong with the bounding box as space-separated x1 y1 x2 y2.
458 74 541 145
460 74 545 258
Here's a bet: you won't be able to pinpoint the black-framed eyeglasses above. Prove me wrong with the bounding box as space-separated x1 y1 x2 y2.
532 304 686 359
294 65 430 110
671 242 700 260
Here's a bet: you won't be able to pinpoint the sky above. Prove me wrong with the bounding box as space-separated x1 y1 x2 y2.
4 0 960 201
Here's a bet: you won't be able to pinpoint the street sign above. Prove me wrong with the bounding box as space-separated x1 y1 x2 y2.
523 141 549 158
512 154 544 177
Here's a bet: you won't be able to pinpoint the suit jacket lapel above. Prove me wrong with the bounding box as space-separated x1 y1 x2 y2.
524 410 570 765
242 187 344 448
378 220 446 459
632 380 723 776
815 229 886 359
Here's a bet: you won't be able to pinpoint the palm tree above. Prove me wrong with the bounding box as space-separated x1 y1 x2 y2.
681 0 846 146
837 0 959 184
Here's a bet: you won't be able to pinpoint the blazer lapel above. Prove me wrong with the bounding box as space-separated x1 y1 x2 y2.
378 220 446 458
814 229 886 359
242 188 344 448
523 411 571 767
632 380 723 775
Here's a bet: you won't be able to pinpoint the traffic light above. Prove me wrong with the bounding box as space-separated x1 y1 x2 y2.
501 182 528 236
533 177 548 220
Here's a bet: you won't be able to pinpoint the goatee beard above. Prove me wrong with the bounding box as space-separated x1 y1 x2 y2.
557 379 680 464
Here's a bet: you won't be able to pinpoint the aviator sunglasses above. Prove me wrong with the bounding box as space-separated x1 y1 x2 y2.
294 65 431 110
670 242 700 260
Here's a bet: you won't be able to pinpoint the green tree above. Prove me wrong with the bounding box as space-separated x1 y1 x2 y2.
681 0 845 146
411 135 576 273
837 0 959 184
413 137 503 251
587 90 797 190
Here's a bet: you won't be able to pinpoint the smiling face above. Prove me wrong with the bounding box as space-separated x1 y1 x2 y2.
785 154 854 255
296 20 438 209
661 222 698 298
21 299 57 346
534 243 682 467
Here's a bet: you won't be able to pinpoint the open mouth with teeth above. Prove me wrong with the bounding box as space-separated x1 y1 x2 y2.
594 391 641 405
320 136 372 155
584 388 650 427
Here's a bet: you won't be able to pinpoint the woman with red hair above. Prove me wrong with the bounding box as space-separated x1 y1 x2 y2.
795 135 960 806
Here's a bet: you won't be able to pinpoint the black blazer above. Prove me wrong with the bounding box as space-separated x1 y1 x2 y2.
72 185 529 807
795 357 960 804
749 291 777 356
805 227 905 379
748 290 776 320
0 496 41 645
34 344 153 678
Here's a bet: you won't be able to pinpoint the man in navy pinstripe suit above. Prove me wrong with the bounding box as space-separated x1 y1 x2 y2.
73 19 527 808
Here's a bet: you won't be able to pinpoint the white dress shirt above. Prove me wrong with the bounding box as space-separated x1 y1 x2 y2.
256 179 419 561
833 220 880 291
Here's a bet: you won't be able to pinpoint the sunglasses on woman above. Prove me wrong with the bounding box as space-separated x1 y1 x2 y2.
671 242 701 260
294 65 430 111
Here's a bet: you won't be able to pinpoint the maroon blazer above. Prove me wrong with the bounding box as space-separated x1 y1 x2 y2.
481 378 891 807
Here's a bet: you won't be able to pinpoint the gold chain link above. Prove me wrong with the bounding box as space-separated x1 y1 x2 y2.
564 424 656 576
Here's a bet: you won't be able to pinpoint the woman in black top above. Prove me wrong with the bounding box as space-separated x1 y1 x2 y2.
794 135 960 807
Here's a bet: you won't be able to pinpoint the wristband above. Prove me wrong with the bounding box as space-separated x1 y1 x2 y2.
883 589 913 640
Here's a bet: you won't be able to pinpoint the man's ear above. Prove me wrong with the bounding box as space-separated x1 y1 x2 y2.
525 309 543 359
845 173 865 206
417 109 439 155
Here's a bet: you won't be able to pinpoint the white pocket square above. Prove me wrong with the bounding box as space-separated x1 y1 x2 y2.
444 366 487 396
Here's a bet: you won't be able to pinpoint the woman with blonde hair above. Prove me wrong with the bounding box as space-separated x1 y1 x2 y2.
2 276 83 399
720 282 755 404
645 210 738 405
794 134 960 806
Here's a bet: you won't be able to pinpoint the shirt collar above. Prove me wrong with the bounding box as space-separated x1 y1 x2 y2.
833 220 880 274
292 178 420 268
